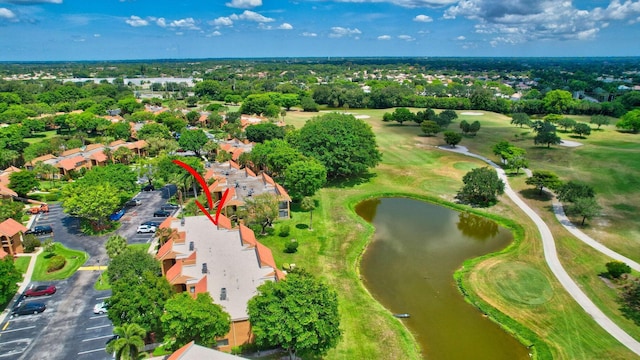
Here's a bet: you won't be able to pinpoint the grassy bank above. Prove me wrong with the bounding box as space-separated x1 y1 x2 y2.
277 109 638 359
32 243 88 281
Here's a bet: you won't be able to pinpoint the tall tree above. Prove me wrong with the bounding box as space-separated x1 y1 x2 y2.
247 269 341 360
616 109 640 133
245 123 285 143
532 120 562 148
543 90 574 114
245 193 280 235
573 123 592 138
525 170 561 195
178 129 209 156
105 323 146 360
556 118 577 132
0 257 22 305
456 167 505 207
300 196 316 230
443 131 462 148
568 197 601 226
8 170 38 197
61 183 121 230
161 292 231 350
420 120 440 136
283 159 327 201
556 181 595 203
510 113 531 128
590 115 610 130
295 113 381 179
106 235 128 259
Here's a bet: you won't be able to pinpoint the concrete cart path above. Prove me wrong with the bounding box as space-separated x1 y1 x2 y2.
438 145 640 356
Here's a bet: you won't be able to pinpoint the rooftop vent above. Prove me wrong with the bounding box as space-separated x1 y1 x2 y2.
202 263 208 274
189 241 194 251
220 287 227 301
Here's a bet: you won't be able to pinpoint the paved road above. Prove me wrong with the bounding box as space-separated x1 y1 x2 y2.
438 145 640 356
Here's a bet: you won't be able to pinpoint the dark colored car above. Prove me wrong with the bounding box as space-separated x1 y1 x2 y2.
160 203 179 211
153 210 172 217
142 184 155 191
142 220 162 227
25 225 53 236
109 208 126 221
25 285 56 297
106 334 120 346
11 302 46 317
125 199 142 207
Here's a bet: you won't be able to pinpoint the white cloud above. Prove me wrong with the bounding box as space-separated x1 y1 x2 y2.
334 0 457 8
302 32 317 37
212 16 233 26
442 0 640 46
169 17 199 30
225 0 262 9
413 14 433 22
230 10 274 22
0 7 15 19
398 34 415 41
278 22 293 30
93 33 100 37
156 17 166 27
208 30 222 37
4 0 62 4
329 26 361 38
456 35 465 40
125 15 148 27
378 34 391 40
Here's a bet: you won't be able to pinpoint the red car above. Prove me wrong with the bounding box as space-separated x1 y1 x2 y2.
24 285 56 297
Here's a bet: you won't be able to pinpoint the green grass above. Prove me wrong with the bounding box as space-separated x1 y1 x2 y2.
14 256 31 274
272 109 639 359
31 243 88 281
23 130 58 144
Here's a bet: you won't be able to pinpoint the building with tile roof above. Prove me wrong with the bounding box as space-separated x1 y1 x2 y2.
167 341 246 360
0 218 28 258
156 215 284 352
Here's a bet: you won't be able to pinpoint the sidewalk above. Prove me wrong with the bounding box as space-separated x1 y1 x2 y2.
0 247 43 324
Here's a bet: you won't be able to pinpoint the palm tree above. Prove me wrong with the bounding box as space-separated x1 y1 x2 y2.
105 323 146 360
301 196 316 230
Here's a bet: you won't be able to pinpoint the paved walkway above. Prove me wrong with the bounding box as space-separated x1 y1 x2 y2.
438 145 640 356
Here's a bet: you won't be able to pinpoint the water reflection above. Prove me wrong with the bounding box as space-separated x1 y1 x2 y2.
357 197 528 360
457 211 500 241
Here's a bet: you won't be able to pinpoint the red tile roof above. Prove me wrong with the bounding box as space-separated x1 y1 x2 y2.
90 151 108 163
194 275 208 295
84 143 104 152
238 224 257 247
60 148 82 157
231 148 244 161
159 216 177 229
229 160 240 170
166 261 183 284
156 239 175 260
109 140 126 147
56 155 86 171
166 341 194 360
255 242 277 270
245 167 256 177
275 183 291 202
217 214 232 230
262 172 275 186
0 218 28 237
0 184 17 197
26 154 56 166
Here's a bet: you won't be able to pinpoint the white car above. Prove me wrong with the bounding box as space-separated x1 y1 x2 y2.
136 225 157 233
93 301 108 314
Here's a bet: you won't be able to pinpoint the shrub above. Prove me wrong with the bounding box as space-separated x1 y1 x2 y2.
22 235 41 253
47 255 66 273
284 239 299 254
279 224 290 237
606 261 631 279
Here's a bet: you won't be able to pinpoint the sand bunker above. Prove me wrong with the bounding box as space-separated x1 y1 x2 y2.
460 112 484 116
559 140 583 147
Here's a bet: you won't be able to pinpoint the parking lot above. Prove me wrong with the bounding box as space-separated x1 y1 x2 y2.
0 276 113 360
4 186 179 359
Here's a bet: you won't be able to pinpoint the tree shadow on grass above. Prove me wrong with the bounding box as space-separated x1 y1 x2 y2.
295 224 309 230
519 188 553 201
327 172 377 189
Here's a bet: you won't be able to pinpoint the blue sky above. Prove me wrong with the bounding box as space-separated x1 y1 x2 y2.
1 0 640 61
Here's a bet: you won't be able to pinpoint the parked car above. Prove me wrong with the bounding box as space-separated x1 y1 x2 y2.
105 334 120 346
93 301 108 314
25 225 53 236
142 184 155 191
142 220 162 227
24 284 56 297
109 208 126 221
125 199 142 207
153 210 172 217
160 203 179 211
136 225 157 233
11 302 46 317
27 204 49 214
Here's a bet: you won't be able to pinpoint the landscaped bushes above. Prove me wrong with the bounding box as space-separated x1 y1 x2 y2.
22 235 41 253
47 255 66 272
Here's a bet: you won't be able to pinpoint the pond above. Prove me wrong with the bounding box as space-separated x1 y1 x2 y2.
357 197 530 360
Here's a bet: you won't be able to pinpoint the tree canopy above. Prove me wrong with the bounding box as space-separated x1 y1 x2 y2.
0 257 21 305
616 109 640 133
105 323 146 360
61 183 121 230
161 292 231 350
247 269 341 360
8 170 38 197
525 170 562 195
283 159 327 201
456 167 505 207
556 181 595 203
245 193 280 235
178 129 208 156
443 131 462 147
245 122 286 143
295 113 381 179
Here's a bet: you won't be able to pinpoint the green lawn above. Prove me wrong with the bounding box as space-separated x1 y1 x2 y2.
271 109 639 359
14 256 31 274
24 130 58 144
31 243 89 281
